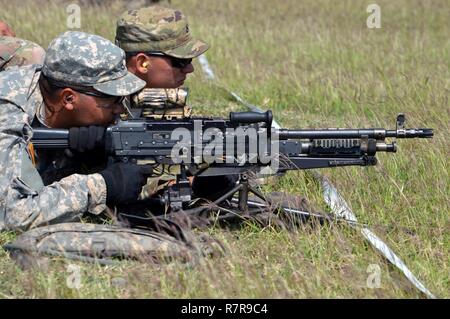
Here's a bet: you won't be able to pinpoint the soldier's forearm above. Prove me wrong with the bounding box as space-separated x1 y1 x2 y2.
2 173 107 231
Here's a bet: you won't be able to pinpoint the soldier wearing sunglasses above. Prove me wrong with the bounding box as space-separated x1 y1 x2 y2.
115 6 209 88
0 31 156 231
115 6 239 214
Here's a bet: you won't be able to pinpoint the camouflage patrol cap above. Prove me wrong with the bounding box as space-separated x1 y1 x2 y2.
0 36 45 70
115 6 209 59
42 31 145 96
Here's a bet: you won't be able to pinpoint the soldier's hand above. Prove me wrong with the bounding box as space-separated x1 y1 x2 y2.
69 126 105 152
99 163 153 205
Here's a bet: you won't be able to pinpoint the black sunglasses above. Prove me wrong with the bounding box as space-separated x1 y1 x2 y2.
71 88 126 108
43 76 125 107
145 51 193 69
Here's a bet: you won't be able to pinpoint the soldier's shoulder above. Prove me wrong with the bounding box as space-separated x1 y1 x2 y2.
0 64 41 105
0 36 27 48
0 36 45 70
0 36 26 63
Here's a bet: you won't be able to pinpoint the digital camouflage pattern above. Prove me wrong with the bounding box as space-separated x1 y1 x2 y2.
116 5 209 58
3 222 203 267
0 36 45 71
43 31 145 96
0 30 148 232
0 65 108 232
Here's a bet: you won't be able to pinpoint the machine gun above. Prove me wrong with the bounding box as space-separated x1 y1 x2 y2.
31 88 434 223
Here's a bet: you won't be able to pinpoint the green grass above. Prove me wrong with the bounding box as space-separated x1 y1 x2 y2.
0 0 448 298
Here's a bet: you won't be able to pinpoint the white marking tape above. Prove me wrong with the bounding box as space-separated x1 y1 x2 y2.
311 172 436 299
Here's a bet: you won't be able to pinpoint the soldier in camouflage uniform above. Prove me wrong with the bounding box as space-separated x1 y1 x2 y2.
114 6 237 206
0 36 46 71
115 5 208 88
0 21 46 71
0 31 152 232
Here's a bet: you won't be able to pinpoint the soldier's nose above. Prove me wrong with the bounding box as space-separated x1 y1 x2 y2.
182 63 194 74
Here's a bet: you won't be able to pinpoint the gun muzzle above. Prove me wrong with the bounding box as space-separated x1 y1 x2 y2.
388 128 434 138
409 128 434 138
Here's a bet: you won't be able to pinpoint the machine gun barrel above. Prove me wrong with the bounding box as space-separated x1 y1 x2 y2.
277 128 433 140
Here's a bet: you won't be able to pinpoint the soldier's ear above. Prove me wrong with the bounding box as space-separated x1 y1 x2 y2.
136 53 151 74
61 88 76 111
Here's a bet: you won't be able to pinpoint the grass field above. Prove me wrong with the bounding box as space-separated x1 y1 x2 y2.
0 0 448 298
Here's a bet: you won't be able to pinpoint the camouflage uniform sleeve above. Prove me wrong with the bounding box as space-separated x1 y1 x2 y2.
0 36 46 71
0 101 107 232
